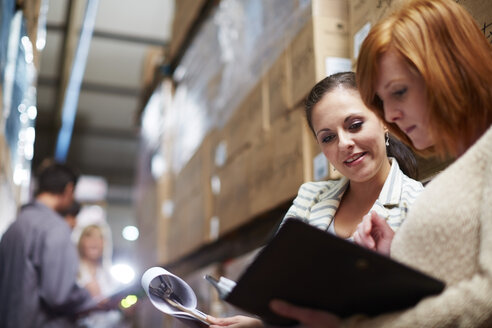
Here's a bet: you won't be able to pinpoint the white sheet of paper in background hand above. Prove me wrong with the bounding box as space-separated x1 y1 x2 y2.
141 267 198 319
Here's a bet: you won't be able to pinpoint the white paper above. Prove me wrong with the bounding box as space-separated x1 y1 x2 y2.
353 22 372 59
324 57 352 77
141 267 199 320
313 152 329 181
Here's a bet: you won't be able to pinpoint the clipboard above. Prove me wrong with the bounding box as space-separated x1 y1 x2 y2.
223 218 445 325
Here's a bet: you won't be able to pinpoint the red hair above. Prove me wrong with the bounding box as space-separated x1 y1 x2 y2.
357 0 492 158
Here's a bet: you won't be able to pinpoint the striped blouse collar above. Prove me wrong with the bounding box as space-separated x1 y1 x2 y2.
319 157 403 207
378 157 404 207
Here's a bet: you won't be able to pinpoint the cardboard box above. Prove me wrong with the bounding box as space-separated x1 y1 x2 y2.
349 0 405 66
457 0 492 45
289 12 350 107
168 186 208 261
265 50 294 124
168 0 208 61
347 0 491 66
213 146 251 236
311 0 349 18
155 171 174 264
135 183 159 269
167 135 213 261
248 108 341 218
221 81 268 162
213 107 343 238
248 109 307 217
350 0 492 66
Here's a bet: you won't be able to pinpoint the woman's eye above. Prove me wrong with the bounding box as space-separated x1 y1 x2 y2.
321 135 335 143
349 122 363 130
393 87 407 97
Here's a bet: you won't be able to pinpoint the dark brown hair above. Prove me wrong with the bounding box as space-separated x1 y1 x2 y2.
35 159 79 196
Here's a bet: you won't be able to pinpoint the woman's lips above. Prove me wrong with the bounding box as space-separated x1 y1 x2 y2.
404 125 416 135
344 152 367 166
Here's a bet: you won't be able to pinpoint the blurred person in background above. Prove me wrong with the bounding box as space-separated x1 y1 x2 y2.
60 200 81 230
0 160 98 328
76 224 131 328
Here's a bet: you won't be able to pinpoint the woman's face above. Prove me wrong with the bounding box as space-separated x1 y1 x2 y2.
375 49 433 150
80 228 104 261
312 87 390 183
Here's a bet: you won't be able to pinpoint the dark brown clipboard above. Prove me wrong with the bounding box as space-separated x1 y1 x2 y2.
224 218 445 326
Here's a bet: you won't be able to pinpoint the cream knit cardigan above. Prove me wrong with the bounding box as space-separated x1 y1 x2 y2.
344 126 492 327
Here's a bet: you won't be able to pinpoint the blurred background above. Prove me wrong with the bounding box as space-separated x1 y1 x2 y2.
0 0 489 327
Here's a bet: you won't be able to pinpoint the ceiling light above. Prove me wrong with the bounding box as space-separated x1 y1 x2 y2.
122 225 139 241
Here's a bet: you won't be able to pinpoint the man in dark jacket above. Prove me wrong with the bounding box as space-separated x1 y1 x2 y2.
0 161 97 327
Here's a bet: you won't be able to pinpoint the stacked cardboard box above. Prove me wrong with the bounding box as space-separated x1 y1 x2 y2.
156 0 349 255
168 0 208 61
166 133 214 262
155 170 174 264
349 0 491 67
210 0 349 237
348 0 405 68
290 0 351 107
458 0 492 44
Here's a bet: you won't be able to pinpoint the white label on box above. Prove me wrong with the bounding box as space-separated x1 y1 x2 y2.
209 216 220 241
353 22 372 59
215 141 227 167
325 57 352 77
161 200 174 218
313 152 329 181
210 175 221 195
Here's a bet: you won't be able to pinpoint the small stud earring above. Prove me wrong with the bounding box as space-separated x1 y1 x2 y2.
385 132 390 146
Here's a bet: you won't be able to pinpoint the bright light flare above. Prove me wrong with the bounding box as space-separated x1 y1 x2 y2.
110 263 135 284
120 294 138 309
122 225 139 241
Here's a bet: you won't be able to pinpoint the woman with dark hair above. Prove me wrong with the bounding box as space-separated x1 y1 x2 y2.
207 71 424 328
280 71 422 240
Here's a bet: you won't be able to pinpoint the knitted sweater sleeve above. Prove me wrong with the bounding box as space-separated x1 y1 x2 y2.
343 131 492 328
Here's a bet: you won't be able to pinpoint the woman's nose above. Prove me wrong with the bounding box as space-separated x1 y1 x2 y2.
384 104 403 123
338 132 354 149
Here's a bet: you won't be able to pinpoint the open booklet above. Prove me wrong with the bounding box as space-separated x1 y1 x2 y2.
142 218 445 326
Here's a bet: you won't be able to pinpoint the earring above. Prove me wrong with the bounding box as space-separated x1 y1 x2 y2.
385 132 390 146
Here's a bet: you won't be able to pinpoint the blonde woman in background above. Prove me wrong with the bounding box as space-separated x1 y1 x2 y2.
76 224 127 328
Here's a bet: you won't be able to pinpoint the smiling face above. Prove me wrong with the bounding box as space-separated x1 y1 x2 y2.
79 226 104 262
375 49 433 150
313 87 390 183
